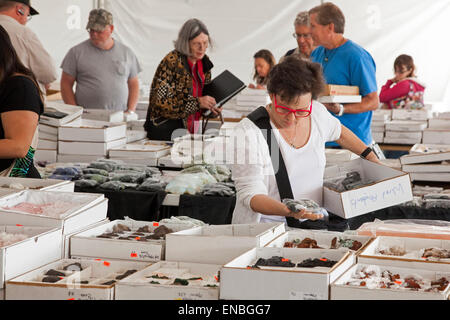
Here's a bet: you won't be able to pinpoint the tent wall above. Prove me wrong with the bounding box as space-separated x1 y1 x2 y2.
28 1 450 107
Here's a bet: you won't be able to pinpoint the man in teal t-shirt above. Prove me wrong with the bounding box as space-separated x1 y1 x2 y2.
309 2 379 147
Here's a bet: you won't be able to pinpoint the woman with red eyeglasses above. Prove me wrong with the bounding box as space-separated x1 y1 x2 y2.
230 56 380 226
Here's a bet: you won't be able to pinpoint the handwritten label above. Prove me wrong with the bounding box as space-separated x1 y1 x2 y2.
349 183 406 210
289 291 324 300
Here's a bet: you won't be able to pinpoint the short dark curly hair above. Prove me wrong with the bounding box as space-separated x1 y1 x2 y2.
266 55 325 103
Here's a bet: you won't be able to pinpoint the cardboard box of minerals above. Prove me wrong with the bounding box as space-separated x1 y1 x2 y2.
0 177 74 193
40 101 83 127
323 158 413 219
115 261 221 300
265 229 373 264
400 144 450 165
5 258 151 300
70 219 196 262
62 219 110 259
330 263 450 300
0 223 62 288
165 223 285 265
58 119 126 142
357 236 450 272
220 247 353 300
0 190 107 235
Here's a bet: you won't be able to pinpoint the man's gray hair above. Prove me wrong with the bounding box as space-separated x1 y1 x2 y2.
294 11 310 27
174 18 212 56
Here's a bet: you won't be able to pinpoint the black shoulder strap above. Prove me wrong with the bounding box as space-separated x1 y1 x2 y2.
247 107 302 228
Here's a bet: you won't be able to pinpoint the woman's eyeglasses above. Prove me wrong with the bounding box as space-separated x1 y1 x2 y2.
273 96 312 117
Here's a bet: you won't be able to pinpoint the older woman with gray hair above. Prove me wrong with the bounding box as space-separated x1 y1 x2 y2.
280 11 317 62
144 18 221 141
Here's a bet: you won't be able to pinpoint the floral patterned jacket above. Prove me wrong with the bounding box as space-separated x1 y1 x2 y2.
144 50 213 128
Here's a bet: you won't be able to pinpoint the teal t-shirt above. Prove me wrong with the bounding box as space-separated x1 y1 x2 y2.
311 40 377 146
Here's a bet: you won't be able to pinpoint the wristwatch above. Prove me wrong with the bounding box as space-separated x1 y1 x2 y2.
360 147 373 159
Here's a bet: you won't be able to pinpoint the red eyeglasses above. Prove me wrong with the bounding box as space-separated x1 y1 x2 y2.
273 96 312 117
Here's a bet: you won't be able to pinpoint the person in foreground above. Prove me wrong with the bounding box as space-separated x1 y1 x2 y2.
0 25 43 178
231 56 379 226
144 18 222 141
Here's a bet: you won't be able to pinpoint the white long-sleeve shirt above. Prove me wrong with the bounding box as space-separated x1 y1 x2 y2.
230 101 342 224
0 15 57 90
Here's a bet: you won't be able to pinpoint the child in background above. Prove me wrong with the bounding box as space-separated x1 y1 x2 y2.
379 54 426 109
248 49 276 90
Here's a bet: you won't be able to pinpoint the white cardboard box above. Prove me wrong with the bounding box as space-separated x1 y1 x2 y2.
37 139 57 150
108 143 171 159
372 131 384 143
58 138 127 156
82 109 124 123
63 219 110 259
330 263 450 300
372 109 392 122
385 131 422 140
0 224 62 288
57 154 103 164
385 120 428 132
38 124 58 135
428 118 450 129
358 236 450 272
5 258 151 300
108 157 158 167
402 163 450 173
0 190 107 235
165 223 286 265
38 131 58 141
318 95 362 104
323 158 413 219
70 219 194 262
126 130 147 143
383 136 421 145
58 119 127 142
35 149 57 163
0 177 74 193
115 261 221 300
422 129 450 144
409 172 450 182
400 144 450 164
40 102 83 127
220 247 354 300
392 108 432 121
265 230 372 264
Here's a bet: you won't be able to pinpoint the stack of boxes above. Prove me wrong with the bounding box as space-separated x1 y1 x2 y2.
371 109 392 144
423 110 450 144
400 144 450 182
35 101 83 164
383 108 431 145
57 119 127 163
221 88 270 119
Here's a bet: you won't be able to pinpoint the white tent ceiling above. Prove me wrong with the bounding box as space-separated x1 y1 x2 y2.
28 0 450 109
